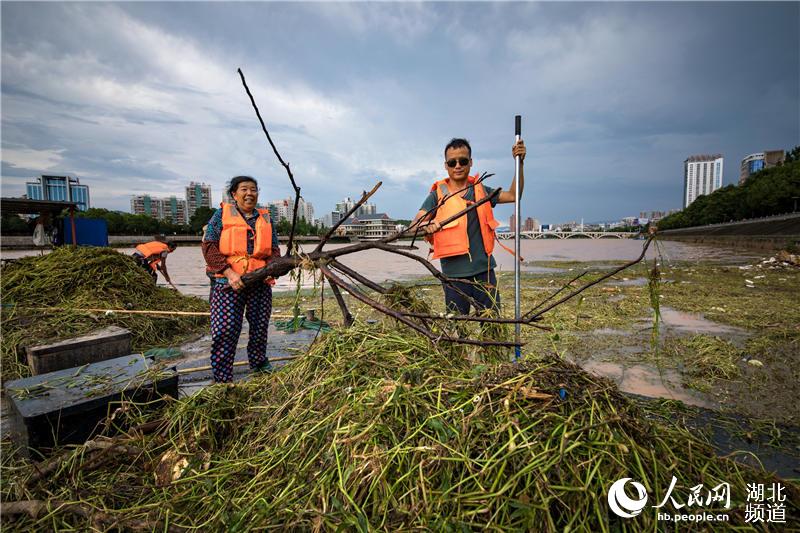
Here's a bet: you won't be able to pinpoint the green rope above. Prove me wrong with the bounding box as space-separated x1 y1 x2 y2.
274 316 332 333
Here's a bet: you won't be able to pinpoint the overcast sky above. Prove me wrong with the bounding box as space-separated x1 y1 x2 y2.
2 2 798 224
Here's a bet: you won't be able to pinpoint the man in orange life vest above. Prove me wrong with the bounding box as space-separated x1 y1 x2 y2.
412 138 525 315
202 176 280 383
132 239 177 289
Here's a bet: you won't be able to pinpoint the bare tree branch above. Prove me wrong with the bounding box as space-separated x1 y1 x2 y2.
525 270 588 318
328 281 354 327
320 265 521 347
238 68 302 254
329 259 388 294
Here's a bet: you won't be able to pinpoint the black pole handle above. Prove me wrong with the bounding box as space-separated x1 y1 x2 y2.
515 115 522 136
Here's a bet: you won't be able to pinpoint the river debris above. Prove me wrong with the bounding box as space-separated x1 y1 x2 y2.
2 323 797 530
1 247 209 381
739 250 800 271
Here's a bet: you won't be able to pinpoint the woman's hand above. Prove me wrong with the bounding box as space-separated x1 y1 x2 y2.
225 268 245 291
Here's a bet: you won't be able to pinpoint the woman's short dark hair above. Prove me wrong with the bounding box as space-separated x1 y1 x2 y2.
228 176 258 196
166 241 177 250
444 138 472 158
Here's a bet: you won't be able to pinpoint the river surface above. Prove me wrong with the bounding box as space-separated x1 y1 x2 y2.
1 239 759 298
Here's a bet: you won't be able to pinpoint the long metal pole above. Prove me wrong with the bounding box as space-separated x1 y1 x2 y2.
514 115 522 361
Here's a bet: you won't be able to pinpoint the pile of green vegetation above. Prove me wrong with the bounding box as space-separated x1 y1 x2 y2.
657 157 800 230
2 322 796 531
1 247 209 380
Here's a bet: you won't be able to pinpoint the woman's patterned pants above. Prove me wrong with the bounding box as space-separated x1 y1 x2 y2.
209 282 272 383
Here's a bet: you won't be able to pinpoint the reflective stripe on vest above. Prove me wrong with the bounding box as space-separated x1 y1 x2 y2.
429 174 499 260
135 241 170 270
218 204 273 275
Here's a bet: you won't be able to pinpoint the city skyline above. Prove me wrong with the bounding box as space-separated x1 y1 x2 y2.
9 171 755 228
1 3 797 222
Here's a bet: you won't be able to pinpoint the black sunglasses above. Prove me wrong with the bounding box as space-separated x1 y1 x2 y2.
446 157 470 168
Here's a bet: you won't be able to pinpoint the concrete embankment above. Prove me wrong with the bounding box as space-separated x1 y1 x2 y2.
659 213 800 252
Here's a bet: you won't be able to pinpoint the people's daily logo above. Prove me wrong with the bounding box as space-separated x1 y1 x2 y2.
606 477 786 524
608 478 648 518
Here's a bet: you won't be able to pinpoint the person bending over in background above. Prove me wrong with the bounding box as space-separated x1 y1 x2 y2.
132 239 177 289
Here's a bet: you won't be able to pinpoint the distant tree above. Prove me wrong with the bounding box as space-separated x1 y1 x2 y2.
657 160 800 230
0 212 31 235
189 206 217 234
275 216 324 236
785 145 800 164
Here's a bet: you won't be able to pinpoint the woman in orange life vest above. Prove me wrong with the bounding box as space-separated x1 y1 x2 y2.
411 137 525 316
201 176 280 383
132 239 177 289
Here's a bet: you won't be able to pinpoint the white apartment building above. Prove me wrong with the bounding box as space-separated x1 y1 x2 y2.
321 211 344 228
339 213 396 240
267 197 315 223
336 197 375 217
131 195 188 224
186 182 212 218
683 154 723 208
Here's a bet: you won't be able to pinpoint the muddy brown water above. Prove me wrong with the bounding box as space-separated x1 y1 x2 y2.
571 307 750 408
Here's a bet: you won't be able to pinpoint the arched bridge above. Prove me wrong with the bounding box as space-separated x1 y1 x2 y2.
496 231 639 240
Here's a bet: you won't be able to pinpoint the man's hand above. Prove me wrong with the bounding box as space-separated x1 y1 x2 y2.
512 139 526 161
225 268 245 291
422 220 441 235
497 139 526 204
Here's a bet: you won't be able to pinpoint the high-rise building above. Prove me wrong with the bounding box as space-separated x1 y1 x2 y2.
267 200 292 222
186 182 212 218
509 214 539 232
358 202 376 216
336 197 354 214
300 197 315 222
131 195 162 218
131 195 187 224
336 197 375 217
739 150 785 185
321 211 343 228
26 175 90 211
683 154 724 208
267 197 314 223
162 196 188 225
523 217 537 231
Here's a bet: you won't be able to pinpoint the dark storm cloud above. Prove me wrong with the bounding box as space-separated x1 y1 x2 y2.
1 2 797 223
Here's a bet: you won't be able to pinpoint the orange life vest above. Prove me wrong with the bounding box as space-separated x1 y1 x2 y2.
135 241 170 270
217 203 273 275
428 174 500 260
